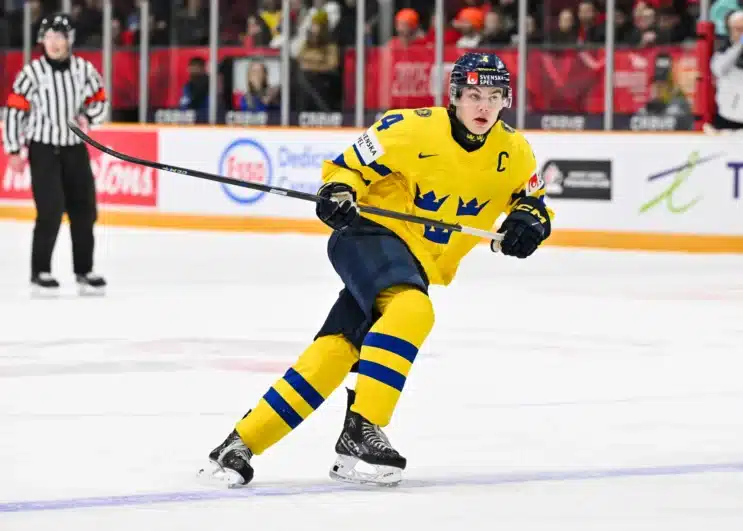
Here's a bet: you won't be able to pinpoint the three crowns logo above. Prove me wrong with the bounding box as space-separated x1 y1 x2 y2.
414 184 449 212
414 184 490 244
456 197 490 216
424 225 453 244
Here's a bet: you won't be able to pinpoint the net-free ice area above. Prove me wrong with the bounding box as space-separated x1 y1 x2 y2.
1 220 742 530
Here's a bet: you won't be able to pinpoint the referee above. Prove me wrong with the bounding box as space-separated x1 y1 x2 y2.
2 13 108 295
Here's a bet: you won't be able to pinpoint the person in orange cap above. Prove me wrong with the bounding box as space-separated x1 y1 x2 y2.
388 7 425 49
455 7 485 47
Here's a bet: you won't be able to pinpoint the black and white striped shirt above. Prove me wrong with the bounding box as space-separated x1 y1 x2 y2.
2 54 108 155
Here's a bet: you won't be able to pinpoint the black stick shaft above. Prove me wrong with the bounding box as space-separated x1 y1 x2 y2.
68 122 496 238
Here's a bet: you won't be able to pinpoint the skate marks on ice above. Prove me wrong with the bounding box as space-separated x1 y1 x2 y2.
0 337 302 378
2 461 743 514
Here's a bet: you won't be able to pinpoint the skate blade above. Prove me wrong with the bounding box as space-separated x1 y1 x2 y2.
77 284 106 297
30 285 59 298
196 461 248 489
329 454 402 487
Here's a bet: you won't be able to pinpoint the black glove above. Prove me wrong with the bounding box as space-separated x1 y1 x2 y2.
316 182 359 231
494 196 551 258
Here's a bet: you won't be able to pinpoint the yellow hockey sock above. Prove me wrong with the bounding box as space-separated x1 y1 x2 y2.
236 334 358 455
352 286 434 427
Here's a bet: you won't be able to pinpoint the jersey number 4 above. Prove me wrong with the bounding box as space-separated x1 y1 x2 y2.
376 113 404 131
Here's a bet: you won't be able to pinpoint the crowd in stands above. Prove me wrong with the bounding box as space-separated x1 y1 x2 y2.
1 0 741 129
1 0 731 50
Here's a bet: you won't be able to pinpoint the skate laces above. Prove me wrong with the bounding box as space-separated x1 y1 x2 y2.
361 421 396 455
220 435 252 463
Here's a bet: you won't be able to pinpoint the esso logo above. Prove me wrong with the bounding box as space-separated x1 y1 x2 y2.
219 139 273 204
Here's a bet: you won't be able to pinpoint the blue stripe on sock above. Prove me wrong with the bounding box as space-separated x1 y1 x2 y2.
283 368 324 410
363 332 418 363
357 360 406 392
263 387 303 429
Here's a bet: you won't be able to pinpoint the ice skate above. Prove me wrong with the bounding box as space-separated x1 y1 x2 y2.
329 388 406 487
30 272 60 297
198 414 254 488
76 272 106 296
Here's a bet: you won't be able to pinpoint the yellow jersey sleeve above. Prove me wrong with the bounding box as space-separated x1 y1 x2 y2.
321 111 410 199
506 134 555 221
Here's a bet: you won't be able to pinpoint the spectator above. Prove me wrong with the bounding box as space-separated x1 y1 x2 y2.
710 10 743 129
628 3 658 47
655 6 686 44
614 8 633 43
458 0 490 18
710 0 742 36
480 10 513 46
71 0 103 46
552 8 578 44
173 0 210 46
334 0 373 48
259 0 282 38
297 10 341 111
455 7 485 48
388 8 424 49
576 0 605 44
179 57 210 112
493 0 518 33
419 12 461 47
122 0 168 47
243 13 273 48
525 13 542 43
286 0 342 55
238 61 280 111
637 54 693 128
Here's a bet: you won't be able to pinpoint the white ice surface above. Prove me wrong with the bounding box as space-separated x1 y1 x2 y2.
1 220 742 530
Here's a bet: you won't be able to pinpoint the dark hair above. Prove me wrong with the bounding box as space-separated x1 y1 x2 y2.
247 61 269 95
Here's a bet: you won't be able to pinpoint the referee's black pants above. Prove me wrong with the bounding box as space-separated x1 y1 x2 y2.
28 142 97 278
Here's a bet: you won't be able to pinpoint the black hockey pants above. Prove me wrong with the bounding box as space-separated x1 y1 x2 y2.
28 142 98 277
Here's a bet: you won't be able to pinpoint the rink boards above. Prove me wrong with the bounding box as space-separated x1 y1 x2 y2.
0 125 741 252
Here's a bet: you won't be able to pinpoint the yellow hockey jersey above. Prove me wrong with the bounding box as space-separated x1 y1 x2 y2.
321 107 553 286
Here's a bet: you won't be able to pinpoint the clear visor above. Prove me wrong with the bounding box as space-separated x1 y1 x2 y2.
451 85 512 109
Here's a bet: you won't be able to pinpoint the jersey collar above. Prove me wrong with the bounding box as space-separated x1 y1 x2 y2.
42 52 72 71
447 108 494 153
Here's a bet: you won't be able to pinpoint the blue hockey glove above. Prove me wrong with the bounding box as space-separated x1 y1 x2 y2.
316 182 359 231
494 196 551 258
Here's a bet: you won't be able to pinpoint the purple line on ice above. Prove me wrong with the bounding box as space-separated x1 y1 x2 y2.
2 461 743 513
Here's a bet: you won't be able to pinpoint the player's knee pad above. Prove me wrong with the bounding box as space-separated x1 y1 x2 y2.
352 288 434 426
376 287 435 346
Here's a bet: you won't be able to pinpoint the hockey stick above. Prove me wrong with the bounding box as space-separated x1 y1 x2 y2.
68 121 504 243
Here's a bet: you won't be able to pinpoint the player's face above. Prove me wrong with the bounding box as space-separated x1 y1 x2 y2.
42 30 70 60
456 86 505 135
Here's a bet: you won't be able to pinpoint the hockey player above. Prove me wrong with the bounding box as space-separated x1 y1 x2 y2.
202 52 553 487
